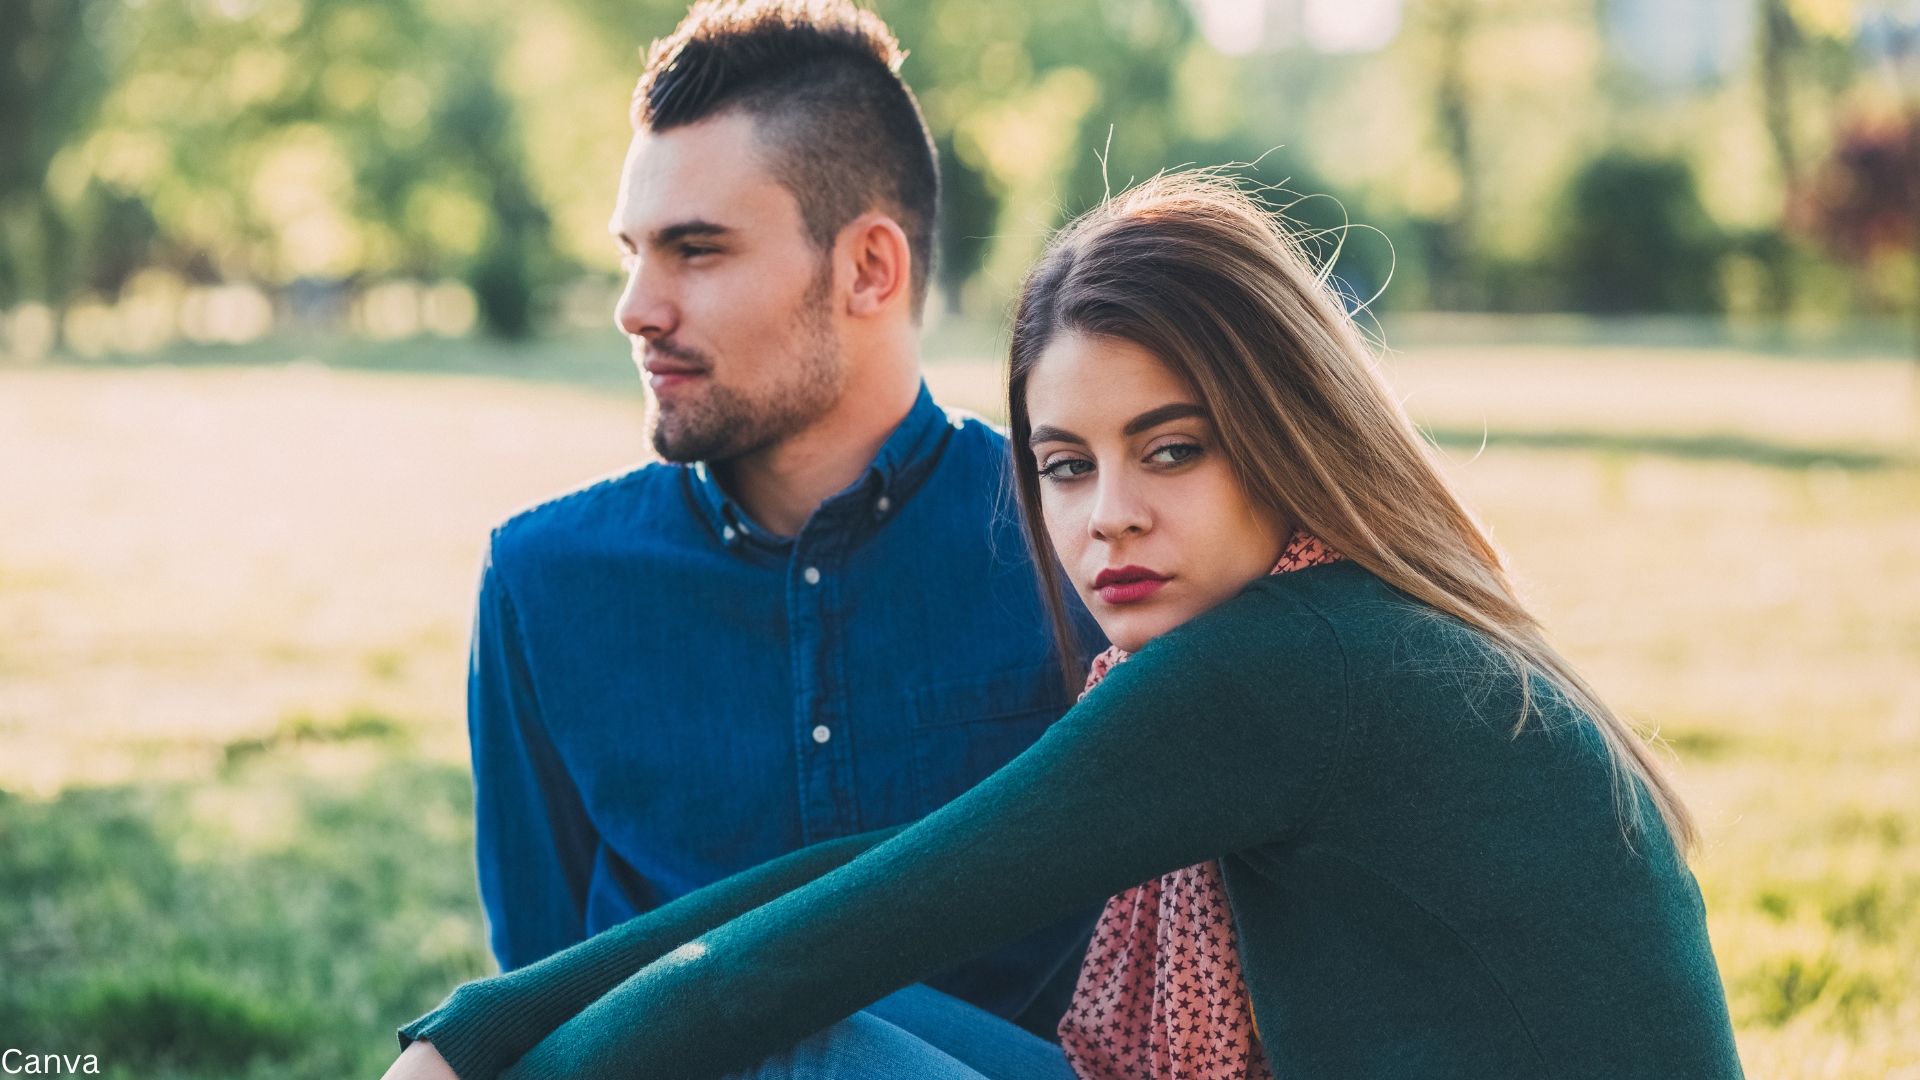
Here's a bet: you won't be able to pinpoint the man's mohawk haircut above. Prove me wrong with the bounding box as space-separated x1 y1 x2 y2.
635 0 906 130
626 0 939 315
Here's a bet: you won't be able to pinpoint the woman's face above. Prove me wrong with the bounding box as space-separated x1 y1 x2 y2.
1026 331 1291 653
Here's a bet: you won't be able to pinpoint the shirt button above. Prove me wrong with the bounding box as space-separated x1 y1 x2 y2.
875 495 890 515
721 526 736 542
803 566 821 585
811 725 831 744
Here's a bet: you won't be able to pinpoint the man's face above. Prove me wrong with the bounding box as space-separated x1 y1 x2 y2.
611 112 844 464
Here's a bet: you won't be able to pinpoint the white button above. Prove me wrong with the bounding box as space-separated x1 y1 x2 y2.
722 526 736 542
812 725 832 744
803 566 821 585
875 496 890 514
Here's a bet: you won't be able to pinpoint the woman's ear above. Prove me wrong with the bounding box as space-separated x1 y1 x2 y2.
840 213 912 318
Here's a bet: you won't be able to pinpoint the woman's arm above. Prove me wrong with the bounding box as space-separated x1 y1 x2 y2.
399 827 904 1080
504 591 1348 1080
381 1040 459 1080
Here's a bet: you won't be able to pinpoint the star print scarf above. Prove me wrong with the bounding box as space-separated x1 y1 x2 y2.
1056 530 1344 1080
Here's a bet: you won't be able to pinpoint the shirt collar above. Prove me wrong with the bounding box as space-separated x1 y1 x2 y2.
686 381 959 553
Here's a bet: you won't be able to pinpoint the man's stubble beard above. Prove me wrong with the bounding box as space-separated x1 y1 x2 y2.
650 269 844 465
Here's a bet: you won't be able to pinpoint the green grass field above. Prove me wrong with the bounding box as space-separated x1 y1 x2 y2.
1 335 1915 1078
0 742 486 1080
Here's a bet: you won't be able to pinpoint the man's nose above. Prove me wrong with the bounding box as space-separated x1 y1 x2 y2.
615 264 674 340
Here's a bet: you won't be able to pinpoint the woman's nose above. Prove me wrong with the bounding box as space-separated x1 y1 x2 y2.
1088 473 1151 540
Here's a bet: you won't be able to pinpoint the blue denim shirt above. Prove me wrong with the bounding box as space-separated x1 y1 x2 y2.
469 384 1104 1022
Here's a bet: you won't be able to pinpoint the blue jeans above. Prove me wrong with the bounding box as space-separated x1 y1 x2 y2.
727 984 1078 1080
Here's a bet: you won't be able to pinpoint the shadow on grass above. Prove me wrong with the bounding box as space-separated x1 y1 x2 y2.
1424 427 1914 471
0 738 487 1079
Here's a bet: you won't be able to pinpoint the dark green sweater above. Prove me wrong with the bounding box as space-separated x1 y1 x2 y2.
403 563 1743 1080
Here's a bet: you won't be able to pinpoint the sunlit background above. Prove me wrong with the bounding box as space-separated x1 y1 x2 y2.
2 1 1918 1078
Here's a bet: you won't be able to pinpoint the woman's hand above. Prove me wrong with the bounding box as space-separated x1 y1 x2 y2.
381 1040 460 1080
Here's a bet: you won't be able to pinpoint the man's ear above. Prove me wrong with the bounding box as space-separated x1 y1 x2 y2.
840 212 912 318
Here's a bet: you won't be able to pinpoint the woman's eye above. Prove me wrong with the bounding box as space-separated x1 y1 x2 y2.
1039 457 1094 481
1147 442 1202 466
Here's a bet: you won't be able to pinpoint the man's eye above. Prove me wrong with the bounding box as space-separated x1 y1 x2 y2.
1147 442 1202 466
1039 457 1093 481
681 244 718 258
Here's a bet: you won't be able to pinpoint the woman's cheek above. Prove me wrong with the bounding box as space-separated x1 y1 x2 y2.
1040 489 1088 569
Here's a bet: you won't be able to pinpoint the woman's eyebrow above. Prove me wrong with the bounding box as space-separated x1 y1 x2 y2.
1028 424 1086 447
1122 402 1207 436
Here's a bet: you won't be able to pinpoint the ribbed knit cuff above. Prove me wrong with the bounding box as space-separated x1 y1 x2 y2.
398 940 641 1080
392 827 903 1080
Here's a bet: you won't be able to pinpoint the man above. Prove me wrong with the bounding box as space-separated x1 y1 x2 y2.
466 0 1098 1038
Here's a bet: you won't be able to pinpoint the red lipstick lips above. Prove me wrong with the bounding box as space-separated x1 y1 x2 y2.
1093 565 1171 605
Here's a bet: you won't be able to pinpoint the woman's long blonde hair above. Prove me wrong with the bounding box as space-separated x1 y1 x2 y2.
1007 174 1696 854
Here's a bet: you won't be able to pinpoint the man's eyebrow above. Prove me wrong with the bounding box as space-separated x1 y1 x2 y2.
1122 402 1207 436
651 220 730 247
1027 424 1085 448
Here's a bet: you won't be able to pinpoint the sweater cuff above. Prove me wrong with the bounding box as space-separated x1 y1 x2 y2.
398 979 544 1080
393 826 908 1080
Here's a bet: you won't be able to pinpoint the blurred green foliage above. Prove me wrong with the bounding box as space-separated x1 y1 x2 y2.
1558 153 1727 315
0 724 489 1079
0 0 114 309
1 0 559 336
1 0 1916 340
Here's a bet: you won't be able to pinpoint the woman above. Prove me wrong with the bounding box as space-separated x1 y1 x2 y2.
384 176 1743 1080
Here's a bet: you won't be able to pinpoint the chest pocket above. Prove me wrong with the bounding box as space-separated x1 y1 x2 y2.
908 661 1073 817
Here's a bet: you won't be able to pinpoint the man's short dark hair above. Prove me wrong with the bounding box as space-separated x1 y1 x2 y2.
635 0 940 316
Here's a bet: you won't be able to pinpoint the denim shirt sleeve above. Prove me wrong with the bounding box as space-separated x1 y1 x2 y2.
470 541 602 970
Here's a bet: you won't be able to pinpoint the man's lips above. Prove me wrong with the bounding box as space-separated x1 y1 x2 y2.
1092 565 1171 605
642 355 707 392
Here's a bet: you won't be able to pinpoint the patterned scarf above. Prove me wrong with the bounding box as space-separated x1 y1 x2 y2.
1057 530 1345 1080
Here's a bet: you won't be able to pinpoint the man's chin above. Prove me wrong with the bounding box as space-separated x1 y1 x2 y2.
650 372 832 466
650 396 722 463
651 414 745 464
652 429 728 465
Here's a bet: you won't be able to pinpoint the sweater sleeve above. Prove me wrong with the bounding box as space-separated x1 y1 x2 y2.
500 584 1351 1080
400 827 904 1080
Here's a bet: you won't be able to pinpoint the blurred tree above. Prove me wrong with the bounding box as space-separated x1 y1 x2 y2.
1848 0 1920 365
37 0 562 335
12 0 1899 335
1757 0 1802 313
0 0 114 305
556 0 684 46
1048 0 1194 213
866 0 1199 309
1557 153 1726 313
433 30 562 338
1420 0 1481 309
68 186 163 297
1801 117 1919 315
934 133 1000 315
